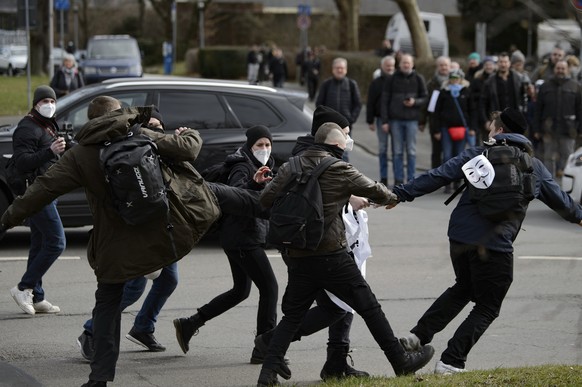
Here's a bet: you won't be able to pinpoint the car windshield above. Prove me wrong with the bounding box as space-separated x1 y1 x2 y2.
88 40 139 59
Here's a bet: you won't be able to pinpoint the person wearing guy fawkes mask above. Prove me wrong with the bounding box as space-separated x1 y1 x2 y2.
9 85 66 316
174 125 281 363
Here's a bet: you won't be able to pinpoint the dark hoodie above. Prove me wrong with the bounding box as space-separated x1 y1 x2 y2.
219 144 275 249
393 133 582 252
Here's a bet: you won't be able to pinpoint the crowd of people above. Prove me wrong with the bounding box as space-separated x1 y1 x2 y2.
3 40 582 387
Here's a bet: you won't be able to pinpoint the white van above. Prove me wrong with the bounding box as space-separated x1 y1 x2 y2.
385 12 449 57
537 19 580 59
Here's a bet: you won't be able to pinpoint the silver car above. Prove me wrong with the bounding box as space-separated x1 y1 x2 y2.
0 45 28 76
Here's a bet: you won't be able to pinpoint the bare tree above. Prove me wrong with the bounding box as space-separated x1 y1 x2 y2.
28 0 50 75
394 0 433 61
333 0 361 51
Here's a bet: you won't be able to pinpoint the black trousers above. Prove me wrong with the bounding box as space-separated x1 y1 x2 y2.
198 247 278 335
411 242 513 368
89 282 125 382
262 250 403 370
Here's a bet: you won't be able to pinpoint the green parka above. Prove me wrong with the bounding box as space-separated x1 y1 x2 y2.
1 107 220 283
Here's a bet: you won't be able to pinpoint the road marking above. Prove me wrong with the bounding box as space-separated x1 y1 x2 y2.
518 256 582 261
0 256 81 262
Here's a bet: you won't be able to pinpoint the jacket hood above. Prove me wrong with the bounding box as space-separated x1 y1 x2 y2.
292 135 315 156
75 106 153 145
491 133 534 155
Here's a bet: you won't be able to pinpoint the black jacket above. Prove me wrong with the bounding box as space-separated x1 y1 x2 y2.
534 76 582 138
433 83 471 130
50 68 84 98
12 110 60 177
219 145 274 249
393 133 582 252
381 70 428 123
316 77 362 125
366 72 390 124
480 70 528 126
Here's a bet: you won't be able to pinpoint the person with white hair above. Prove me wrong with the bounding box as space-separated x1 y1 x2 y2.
50 53 84 98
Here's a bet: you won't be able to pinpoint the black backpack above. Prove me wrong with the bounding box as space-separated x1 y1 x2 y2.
446 139 536 222
268 156 340 250
100 124 169 225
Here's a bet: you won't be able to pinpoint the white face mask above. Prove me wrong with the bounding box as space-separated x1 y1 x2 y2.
345 135 354 151
38 102 56 118
462 155 495 189
253 149 271 165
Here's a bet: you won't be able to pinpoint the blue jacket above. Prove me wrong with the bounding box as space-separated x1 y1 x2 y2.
393 133 582 252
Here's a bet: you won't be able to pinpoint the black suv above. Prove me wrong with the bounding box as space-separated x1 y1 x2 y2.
0 77 312 227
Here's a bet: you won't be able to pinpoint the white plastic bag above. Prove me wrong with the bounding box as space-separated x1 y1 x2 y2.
326 204 372 313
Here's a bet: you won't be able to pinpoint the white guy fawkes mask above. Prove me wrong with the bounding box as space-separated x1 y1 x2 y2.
462 155 495 189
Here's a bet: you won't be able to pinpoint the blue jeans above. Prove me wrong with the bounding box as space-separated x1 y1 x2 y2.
84 262 178 334
390 119 418 183
18 200 65 303
376 117 390 181
441 127 467 163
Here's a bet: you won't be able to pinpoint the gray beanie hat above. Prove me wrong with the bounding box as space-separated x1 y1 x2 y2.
33 85 57 106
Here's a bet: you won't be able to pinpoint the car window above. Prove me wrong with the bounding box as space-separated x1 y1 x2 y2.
88 39 140 59
60 92 148 132
158 91 232 129
224 95 282 128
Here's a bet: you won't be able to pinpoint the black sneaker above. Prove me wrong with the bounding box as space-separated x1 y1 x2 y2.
77 331 94 362
251 332 290 365
173 314 204 354
257 368 280 387
391 344 435 376
125 327 166 352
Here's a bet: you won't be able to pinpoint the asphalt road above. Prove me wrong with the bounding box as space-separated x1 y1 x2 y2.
0 144 581 387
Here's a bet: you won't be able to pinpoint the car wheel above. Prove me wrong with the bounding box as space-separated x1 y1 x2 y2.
7 65 14 76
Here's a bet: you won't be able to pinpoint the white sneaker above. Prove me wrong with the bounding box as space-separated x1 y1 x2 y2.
434 360 466 375
33 300 61 314
10 286 35 315
399 333 421 351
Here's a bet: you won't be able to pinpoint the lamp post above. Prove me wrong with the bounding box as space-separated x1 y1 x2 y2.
73 2 79 52
198 1 205 49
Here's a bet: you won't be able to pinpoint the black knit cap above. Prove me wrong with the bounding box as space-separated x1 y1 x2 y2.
33 85 57 106
245 125 272 148
150 105 165 130
311 105 350 136
500 107 527 135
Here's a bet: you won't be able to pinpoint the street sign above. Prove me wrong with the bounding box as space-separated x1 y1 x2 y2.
297 4 311 16
55 0 70 11
297 14 311 31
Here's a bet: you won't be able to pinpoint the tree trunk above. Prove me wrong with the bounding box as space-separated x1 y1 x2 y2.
394 0 433 61
30 0 50 76
334 0 360 51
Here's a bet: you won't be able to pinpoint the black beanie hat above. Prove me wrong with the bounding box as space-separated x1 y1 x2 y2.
33 85 57 106
500 107 527 134
311 106 350 136
150 105 165 130
245 125 272 148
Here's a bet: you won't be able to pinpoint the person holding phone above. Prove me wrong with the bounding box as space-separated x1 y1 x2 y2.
380 54 428 185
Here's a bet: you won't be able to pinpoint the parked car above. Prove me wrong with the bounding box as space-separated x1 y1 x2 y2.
0 77 312 229
0 45 27 76
81 35 143 84
562 147 582 204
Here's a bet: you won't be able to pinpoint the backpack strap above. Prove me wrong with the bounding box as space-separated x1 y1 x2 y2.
444 182 467 206
310 157 341 180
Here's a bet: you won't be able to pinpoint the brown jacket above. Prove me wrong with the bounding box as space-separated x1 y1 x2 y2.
1 107 220 283
260 148 396 257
